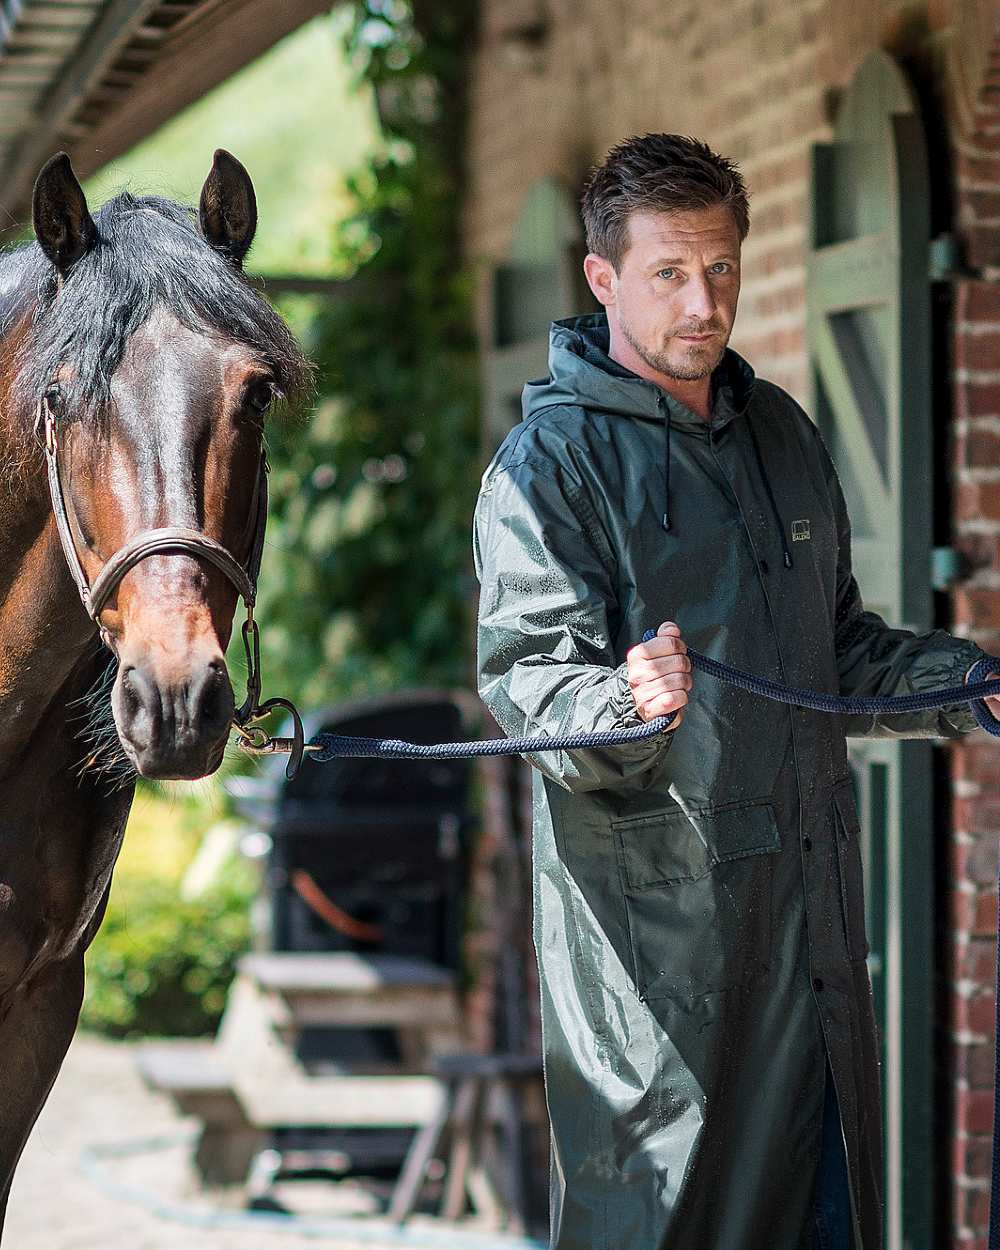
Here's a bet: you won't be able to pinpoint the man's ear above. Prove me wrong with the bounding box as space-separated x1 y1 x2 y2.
583 253 616 308
32 152 96 274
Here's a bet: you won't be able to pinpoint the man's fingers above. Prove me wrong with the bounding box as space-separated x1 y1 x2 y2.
640 689 688 724
631 653 692 680
625 635 690 665
627 623 693 727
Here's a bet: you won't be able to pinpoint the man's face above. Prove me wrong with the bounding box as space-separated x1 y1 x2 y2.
592 203 741 381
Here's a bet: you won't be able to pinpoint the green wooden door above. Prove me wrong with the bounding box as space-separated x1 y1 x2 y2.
482 176 596 450
807 49 937 1250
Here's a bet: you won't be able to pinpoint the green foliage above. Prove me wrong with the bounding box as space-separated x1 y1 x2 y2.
81 864 255 1039
250 0 481 711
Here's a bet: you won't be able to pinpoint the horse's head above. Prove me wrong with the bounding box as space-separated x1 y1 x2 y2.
20 151 311 780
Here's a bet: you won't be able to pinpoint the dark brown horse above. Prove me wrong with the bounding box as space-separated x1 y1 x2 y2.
0 150 310 1231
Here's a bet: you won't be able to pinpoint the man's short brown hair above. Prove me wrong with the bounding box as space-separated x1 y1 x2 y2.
580 133 751 272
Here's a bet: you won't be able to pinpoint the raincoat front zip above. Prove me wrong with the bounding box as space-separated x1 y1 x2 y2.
472 311 989 1250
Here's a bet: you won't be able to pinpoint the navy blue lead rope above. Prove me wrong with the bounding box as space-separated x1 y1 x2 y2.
309 635 1000 761
307 633 1000 1242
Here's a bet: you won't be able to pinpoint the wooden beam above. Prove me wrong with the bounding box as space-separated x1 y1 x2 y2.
73 0 332 178
0 0 163 214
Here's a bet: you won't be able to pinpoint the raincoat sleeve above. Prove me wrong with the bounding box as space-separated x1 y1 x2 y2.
816 426 993 738
472 454 677 794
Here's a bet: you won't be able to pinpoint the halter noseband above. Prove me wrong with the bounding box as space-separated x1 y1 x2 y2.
38 389 308 777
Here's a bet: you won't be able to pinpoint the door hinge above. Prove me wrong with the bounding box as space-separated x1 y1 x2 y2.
928 233 987 283
930 545 971 589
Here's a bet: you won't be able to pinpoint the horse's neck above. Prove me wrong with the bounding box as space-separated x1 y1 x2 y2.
0 485 98 768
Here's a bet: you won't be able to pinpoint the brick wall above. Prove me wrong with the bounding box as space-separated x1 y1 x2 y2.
949 12 1000 1244
461 2 1000 1246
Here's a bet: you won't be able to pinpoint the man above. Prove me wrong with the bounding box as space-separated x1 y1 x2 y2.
472 133 1000 1250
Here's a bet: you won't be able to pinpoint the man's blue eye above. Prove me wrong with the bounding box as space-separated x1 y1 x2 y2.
657 269 675 279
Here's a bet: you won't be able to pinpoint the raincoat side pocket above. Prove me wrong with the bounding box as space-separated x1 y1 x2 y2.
832 777 870 962
611 798 780 1001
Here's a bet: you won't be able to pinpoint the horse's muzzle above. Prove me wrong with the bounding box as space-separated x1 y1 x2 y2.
112 656 234 779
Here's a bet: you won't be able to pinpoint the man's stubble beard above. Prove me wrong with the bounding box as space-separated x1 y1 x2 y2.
619 310 728 381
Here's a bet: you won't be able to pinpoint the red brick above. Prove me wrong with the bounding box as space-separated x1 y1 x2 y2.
959 151 1000 188
957 381 1000 422
958 938 999 985
967 223 1000 269
952 745 1000 788
952 800 1000 837
962 283 1000 321
969 427 1000 467
954 534 1000 575
963 1187 992 1231
962 1132 996 1180
957 1087 996 1134
957 333 1000 374
956 482 1000 525
968 837 1000 884
953 989 994 1035
954 587 1000 629
966 189 1000 223
968 1039 998 1088
955 1035 995 1085
974 890 1000 938
955 888 977 934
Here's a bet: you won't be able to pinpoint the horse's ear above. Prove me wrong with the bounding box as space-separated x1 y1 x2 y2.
199 149 257 266
32 152 96 274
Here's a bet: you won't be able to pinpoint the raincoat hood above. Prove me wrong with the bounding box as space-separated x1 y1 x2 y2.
524 311 793 566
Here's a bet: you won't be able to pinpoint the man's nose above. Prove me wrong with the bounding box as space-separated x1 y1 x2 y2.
682 274 716 321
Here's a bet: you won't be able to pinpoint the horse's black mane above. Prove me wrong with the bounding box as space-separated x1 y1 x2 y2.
0 190 312 429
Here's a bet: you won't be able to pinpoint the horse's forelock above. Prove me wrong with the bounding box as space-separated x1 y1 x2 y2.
1 190 313 443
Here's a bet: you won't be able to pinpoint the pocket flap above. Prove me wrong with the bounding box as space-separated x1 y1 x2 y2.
614 799 781 890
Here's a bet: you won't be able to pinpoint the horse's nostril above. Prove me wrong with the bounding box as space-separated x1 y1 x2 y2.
190 662 233 734
119 667 138 717
120 666 150 720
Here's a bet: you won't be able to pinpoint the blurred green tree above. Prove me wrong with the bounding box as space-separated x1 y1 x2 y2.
253 0 481 713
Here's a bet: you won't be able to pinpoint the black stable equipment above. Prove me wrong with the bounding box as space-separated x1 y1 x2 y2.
225 689 478 1179
228 690 476 971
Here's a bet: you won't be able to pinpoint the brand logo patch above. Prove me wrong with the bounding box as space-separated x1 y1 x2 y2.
791 519 811 542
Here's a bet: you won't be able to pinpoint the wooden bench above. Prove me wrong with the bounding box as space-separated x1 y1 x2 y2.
135 1039 265 1185
135 951 463 1186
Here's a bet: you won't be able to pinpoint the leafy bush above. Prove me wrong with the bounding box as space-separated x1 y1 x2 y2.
81 861 256 1039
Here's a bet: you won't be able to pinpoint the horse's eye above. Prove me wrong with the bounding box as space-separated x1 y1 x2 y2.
245 379 276 415
44 384 64 417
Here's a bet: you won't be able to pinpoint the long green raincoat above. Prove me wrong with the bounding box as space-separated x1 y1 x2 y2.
472 312 990 1250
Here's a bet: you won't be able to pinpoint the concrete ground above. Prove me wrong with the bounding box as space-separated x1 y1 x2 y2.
5 1033 544 1250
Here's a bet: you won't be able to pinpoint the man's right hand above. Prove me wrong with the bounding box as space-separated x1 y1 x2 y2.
626 621 692 729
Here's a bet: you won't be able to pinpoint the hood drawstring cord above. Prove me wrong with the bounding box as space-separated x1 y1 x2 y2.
659 391 792 569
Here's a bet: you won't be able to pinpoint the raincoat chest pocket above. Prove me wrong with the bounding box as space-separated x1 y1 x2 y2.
611 798 780 1001
832 777 869 962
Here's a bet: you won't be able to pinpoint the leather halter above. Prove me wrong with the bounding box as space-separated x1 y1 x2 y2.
40 397 268 624
36 391 308 777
